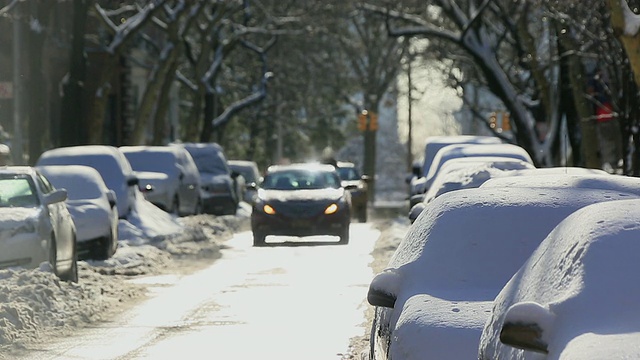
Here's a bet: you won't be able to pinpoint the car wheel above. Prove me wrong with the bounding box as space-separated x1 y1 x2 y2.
338 225 350 245
94 231 114 261
253 231 266 246
58 241 78 283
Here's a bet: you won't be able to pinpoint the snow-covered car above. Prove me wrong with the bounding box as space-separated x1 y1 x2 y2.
0 167 77 282
228 160 262 204
173 143 239 215
38 165 118 260
251 163 351 246
367 183 640 360
409 156 535 222
408 136 502 201
36 145 139 219
479 199 640 359
120 146 201 216
335 161 369 222
417 143 533 198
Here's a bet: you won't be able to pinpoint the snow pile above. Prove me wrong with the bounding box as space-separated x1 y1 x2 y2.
0 196 250 354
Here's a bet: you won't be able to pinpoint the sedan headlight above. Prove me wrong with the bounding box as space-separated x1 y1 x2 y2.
263 204 276 215
324 203 339 215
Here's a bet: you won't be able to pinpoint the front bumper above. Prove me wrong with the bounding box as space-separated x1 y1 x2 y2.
251 206 350 237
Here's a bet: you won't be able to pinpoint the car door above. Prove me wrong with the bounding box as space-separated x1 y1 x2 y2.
36 173 75 265
176 149 200 214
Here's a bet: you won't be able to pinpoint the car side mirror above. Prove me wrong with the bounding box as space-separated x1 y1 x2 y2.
499 302 555 354
44 189 67 205
231 170 240 179
412 165 422 177
361 175 370 182
367 269 401 308
246 182 257 190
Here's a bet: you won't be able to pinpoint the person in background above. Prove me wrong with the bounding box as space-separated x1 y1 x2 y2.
587 67 622 173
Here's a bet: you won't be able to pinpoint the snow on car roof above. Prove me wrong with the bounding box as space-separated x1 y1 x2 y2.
38 165 107 201
388 185 640 293
425 143 533 185
37 145 134 175
420 135 503 175
480 199 640 359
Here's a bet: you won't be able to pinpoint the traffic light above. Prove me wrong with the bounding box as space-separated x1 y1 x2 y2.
369 113 378 131
358 111 367 131
502 112 511 131
489 112 497 129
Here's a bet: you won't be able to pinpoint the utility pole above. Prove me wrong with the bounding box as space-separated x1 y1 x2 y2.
12 6 23 165
358 109 378 203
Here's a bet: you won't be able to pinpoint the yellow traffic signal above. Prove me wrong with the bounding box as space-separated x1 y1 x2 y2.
489 112 497 129
358 112 367 131
502 112 511 131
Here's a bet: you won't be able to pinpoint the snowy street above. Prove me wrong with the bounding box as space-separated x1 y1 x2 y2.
7 222 387 360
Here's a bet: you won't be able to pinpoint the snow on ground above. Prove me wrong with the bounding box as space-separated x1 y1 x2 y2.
0 196 251 355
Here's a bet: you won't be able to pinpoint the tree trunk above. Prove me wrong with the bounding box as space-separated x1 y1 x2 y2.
608 0 640 86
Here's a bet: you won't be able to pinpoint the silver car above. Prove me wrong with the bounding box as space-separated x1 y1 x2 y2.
0 167 77 282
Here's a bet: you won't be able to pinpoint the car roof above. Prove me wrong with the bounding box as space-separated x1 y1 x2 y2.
336 161 355 168
480 199 640 358
39 145 122 157
266 163 337 173
120 145 179 156
390 185 640 291
0 166 37 176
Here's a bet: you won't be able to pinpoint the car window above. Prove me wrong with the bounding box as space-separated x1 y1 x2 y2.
232 165 257 183
262 170 340 190
184 147 230 175
337 167 360 181
0 176 39 207
124 151 177 175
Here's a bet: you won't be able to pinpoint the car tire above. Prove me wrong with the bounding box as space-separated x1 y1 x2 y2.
94 231 114 261
58 241 79 283
253 231 266 246
338 225 350 245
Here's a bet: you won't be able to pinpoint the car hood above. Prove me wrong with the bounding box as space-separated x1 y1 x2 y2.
390 293 493 360
0 207 41 237
258 188 345 203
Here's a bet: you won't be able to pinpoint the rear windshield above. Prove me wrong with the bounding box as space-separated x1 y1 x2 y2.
337 167 360 181
184 147 230 175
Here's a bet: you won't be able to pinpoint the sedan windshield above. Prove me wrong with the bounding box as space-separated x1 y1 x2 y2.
262 170 340 190
0 176 39 207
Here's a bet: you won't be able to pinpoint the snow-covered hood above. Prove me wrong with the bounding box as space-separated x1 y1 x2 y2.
135 171 172 189
258 188 345 203
391 293 494 360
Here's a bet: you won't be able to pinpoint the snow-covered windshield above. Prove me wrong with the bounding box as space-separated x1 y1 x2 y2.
45 173 103 201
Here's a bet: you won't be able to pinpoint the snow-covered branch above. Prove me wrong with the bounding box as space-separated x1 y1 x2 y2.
0 0 19 18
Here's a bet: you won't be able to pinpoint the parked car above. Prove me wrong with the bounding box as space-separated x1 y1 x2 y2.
335 161 369 222
38 165 119 261
0 167 77 282
228 160 262 204
410 142 533 206
36 145 139 219
408 135 502 200
408 157 535 223
173 143 239 215
251 163 351 246
479 199 640 359
120 146 201 216
367 182 640 360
